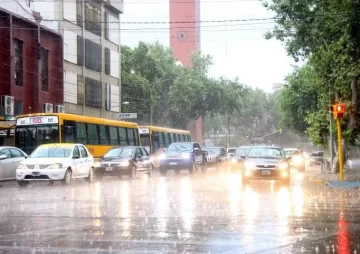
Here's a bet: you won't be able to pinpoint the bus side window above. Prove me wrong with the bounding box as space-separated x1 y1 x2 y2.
152 132 160 152
62 120 76 143
164 132 170 147
133 128 140 145
109 126 120 145
87 124 99 145
76 122 87 144
98 125 110 145
118 127 128 146
158 132 165 148
127 128 135 145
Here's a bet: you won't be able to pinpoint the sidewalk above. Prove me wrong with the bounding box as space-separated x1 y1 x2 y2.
306 168 360 185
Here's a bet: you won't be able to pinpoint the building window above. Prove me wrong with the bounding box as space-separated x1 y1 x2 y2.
14 100 23 115
76 0 83 27
85 1 101 36
105 48 110 75
105 83 111 111
85 39 102 72
77 35 84 66
85 77 102 108
104 12 109 40
77 75 84 105
14 39 23 87
40 48 49 92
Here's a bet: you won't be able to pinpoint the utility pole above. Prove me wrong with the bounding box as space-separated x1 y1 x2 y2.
329 83 334 166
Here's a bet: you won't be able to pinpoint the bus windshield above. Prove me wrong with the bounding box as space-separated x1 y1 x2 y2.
15 125 59 155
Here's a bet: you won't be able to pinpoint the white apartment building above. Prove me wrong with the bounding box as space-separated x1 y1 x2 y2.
32 0 123 118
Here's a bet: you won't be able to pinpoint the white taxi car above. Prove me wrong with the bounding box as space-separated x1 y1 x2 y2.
16 143 95 187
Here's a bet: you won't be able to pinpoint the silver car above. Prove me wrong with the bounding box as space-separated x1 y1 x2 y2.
242 146 291 184
0 146 28 181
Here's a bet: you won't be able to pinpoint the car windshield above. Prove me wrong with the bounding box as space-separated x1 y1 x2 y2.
228 148 236 153
167 143 193 152
236 147 250 155
104 147 135 158
247 147 286 159
30 146 72 158
284 149 297 155
203 148 220 154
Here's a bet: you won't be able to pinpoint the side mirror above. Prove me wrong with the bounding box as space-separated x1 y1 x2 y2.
136 155 142 160
240 155 246 159
73 155 80 159
287 156 293 160
0 154 8 160
163 148 166 152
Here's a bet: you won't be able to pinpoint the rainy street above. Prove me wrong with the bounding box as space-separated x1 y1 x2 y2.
0 167 360 254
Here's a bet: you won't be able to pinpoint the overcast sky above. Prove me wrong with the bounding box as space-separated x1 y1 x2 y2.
121 0 298 92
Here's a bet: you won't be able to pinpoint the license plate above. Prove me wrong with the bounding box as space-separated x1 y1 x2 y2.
262 171 270 175
32 172 40 176
106 167 113 171
169 162 177 165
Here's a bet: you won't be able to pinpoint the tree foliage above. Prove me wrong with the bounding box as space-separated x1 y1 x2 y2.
264 0 360 147
121 42 247 129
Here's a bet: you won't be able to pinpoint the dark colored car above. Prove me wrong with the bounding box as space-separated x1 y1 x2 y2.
159 142 208 175
230 146 252 173
203 147 227 170
310 151 324 166
95 146 153 179
241 146 291 184
284 148 306 172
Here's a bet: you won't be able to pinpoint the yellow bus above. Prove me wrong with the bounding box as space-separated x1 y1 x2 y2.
139 126 191 167
14 113 140 158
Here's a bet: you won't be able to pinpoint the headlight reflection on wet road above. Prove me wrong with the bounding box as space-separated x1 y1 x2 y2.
180 177 194 232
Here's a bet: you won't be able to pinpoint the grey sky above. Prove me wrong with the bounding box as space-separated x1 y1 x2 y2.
121 0 298 92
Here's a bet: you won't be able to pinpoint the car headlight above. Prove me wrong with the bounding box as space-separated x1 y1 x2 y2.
17 164 26 169
278 162 289 170
48 163 63 169
292 156 304 164
119 161 130 167
95 162 101 167
231 157 237 164
244 161 255 169
182 153 191 159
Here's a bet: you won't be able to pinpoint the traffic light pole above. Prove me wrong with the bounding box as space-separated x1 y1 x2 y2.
336 118 344 180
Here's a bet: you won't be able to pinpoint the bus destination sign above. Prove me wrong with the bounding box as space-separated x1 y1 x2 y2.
16 116 59 126
139 127 150 134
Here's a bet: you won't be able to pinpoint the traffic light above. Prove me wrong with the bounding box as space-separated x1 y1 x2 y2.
330 103 346 119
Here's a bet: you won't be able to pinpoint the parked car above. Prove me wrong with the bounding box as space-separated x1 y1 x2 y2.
310 151 324 166
226 147 237 160
159 142 208 175
202 147 227 170
241 146 291 184
283 148 306 172
0 146 28 181
95 146 153 179
230 146 252 173
16 143 95 187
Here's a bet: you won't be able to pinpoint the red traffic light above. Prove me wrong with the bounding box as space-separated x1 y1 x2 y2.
335 103 345 113
332 103 346 119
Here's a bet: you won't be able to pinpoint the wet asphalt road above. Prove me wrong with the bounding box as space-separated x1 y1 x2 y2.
0 167 360 254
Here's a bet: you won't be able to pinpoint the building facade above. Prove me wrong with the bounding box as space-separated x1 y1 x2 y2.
0 7 64 145
169 0 203 144
33 0 123 119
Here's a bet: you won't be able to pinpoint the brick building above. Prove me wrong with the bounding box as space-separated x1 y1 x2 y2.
0 7 63 145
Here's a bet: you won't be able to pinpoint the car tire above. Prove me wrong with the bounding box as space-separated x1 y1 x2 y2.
147 164 153 177
129 166 136 180
87 167 94 183
62 169 72 186
160 166 167 176
17 181 29 188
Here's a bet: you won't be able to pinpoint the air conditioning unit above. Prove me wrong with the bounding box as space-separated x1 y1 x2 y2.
42 103 53 113
55 104 65 113
1 95 14 116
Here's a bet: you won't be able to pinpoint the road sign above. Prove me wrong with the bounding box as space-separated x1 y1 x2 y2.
118 113 137 119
